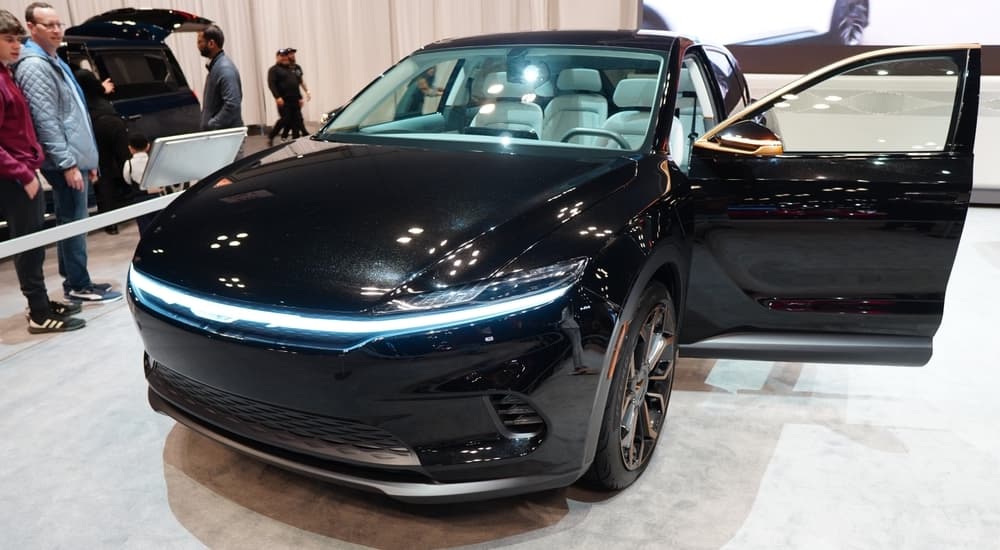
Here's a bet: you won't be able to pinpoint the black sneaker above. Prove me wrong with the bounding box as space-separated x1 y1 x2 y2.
91 282 113 293
49 300 82 316
27 312 86 334
65 285 124 304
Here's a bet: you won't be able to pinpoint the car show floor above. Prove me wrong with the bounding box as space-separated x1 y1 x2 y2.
2 187 998 548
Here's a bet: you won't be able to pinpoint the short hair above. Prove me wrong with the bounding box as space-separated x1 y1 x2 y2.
201 24 224 49
24 2 53 24
128 133 150 151
0 9 26 35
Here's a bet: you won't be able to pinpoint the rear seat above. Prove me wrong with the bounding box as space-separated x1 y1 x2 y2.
599 77 658 149
470 72 543 136
542 68 607 145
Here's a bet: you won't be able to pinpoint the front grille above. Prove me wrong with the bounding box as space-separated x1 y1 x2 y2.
150 364 418 466
489 394 545 438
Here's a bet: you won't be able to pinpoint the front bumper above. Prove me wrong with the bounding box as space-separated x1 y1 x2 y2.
149 389 580 503
132 285 616 501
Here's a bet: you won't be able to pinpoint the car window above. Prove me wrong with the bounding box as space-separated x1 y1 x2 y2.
753 56 961 153
704 48 747 115
323 46 666 153
94 49 185 100
674 57 716 170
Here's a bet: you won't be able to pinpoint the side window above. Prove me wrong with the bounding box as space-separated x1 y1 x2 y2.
760 56 960 153
674 58 716 170
705 48 748 115
95 49 182 100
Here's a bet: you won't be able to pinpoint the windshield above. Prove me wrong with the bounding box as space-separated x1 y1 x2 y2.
319 46 666 152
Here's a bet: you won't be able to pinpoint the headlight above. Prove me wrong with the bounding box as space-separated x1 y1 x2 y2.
128 258 586 350
377 258 587 313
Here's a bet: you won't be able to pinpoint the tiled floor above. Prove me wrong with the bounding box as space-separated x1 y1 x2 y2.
1 173 998 548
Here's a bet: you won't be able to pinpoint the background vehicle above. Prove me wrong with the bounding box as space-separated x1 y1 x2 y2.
0 9 209 242
62 8 210 140
128 30 978 502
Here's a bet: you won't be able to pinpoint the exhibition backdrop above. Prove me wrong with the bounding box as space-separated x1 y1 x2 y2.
0 0 638 128
640 0 1000 199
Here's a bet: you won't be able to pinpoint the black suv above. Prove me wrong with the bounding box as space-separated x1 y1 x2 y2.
61 8 211 140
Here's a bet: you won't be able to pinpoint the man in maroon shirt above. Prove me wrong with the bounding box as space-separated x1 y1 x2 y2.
0 9 83 333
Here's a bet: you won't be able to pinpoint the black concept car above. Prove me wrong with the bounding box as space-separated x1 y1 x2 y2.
128 31 980 502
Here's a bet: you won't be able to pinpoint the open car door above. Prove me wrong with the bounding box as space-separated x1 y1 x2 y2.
66 8 212 42
679 45 980 366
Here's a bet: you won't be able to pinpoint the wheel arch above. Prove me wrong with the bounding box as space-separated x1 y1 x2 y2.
578 235 690 474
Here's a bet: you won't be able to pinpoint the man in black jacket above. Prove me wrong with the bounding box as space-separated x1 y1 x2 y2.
285 48 310 139
267 48 301 146
197 24 243 131
75 68 129 234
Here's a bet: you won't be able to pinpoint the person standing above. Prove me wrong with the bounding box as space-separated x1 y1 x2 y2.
266 49 298 146
0 8 85 332
197 24 243 131
75 67 129 235
285 48 310 139
13 1 121 304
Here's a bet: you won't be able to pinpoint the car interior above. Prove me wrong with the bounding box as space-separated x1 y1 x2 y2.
335 48 669 152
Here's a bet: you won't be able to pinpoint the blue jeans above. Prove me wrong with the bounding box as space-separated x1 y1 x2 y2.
42 169 93 291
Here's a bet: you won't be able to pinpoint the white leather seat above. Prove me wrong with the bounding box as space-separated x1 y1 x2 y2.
470 72 543 137
669 116 687 169
542 69 607 145
599 77 658 150
676 66 708 149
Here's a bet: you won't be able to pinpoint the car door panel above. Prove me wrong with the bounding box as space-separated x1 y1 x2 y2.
679 45 980 365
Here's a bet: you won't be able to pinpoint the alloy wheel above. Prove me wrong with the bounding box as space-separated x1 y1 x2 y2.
618 301 676 471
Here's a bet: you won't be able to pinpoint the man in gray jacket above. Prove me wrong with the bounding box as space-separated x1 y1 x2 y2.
197 24 243 130
14 2 120 304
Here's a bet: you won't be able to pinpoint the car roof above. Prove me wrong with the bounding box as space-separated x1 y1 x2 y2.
420 29 684 53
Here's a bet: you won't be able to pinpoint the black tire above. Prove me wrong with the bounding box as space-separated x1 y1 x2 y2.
586 282 678 490
829 0 869 45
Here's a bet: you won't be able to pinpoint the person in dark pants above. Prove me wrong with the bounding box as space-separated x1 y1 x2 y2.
75 67 130 235
0 8 84 333
284 48 310 139
14 2 121 304
197 24 243 131
267 48 301 146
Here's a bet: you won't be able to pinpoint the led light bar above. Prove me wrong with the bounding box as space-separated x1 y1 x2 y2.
128 265 573 337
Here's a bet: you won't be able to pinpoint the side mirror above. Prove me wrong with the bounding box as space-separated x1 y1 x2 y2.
320 105 343 125
714 120 783 155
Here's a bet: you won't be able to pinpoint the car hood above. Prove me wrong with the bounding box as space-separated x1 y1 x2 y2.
66 8 212 42
133 139 636 313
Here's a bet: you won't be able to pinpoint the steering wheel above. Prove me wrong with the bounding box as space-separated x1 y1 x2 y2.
560 128 630 149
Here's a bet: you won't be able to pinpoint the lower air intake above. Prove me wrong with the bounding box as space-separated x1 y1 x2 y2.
489 394 545 438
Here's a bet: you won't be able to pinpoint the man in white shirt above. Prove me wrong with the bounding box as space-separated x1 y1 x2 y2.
124 133 191 234
123 132 148 188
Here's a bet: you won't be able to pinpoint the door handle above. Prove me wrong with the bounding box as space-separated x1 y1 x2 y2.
126 114 143 121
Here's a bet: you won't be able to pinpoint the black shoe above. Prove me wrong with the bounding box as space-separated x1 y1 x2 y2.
27 312 86 334
49 300 82 316
65 285 123 304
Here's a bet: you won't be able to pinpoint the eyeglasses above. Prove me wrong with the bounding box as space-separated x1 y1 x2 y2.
33 21 67 30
